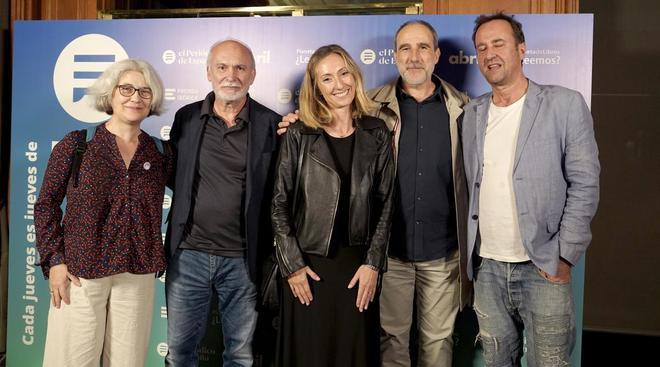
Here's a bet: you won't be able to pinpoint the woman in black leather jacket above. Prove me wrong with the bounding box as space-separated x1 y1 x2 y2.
272 44 395 367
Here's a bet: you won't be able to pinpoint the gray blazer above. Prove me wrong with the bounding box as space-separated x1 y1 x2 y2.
462 80 600 279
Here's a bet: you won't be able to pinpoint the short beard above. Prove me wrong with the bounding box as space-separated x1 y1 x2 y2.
400 72 429 88
213 88 248 104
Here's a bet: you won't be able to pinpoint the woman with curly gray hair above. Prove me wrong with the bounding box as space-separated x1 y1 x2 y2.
35 58 172 367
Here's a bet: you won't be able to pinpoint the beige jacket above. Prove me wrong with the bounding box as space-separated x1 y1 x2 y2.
368 76 472 309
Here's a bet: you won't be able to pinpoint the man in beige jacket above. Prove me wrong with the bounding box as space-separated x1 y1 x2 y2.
368 20 470 367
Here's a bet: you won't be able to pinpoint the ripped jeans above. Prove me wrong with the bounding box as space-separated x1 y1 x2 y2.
473 258 575 367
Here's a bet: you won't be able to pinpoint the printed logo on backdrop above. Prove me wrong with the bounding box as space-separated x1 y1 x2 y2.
254 49 271 64
157 343 168 357
524 49 562 65
53 34 129 124
295 48 315 66
163 88 202 103
277 89 292 104
360 49 377 65
161 48 206 65
446 49 562 65
361 48 396 65
449 50 478 65
161 47 270 102
162 48 271 66
162 50 176 64
160 125 172 140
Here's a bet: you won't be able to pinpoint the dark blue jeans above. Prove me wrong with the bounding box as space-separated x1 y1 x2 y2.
474 258 575 367
165 249 257 367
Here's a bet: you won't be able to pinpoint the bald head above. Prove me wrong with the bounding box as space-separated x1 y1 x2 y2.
206 39 257 104
207 39 256 69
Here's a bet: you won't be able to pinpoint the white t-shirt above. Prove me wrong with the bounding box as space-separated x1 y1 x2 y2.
478 95 530 262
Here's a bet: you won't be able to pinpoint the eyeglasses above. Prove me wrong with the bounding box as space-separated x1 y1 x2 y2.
116 84 153 99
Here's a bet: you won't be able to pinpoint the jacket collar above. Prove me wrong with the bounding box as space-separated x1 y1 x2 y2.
474 78 542 171
190 93 272 218
304 117 381 177
513 80 542 170
351 119 380 184
370 75 466 115
299 115 382 135
200 91 215 117
370 78 399 116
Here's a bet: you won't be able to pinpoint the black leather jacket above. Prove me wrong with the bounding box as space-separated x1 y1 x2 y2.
271 116 395 277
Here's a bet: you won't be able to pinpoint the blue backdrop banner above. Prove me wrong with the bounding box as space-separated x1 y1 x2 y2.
8 14 592 366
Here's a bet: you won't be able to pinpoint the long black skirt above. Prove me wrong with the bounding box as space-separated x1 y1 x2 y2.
276 245 380 367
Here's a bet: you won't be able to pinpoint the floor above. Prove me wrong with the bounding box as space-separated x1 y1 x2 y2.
0 331 657 366
581 330 660 366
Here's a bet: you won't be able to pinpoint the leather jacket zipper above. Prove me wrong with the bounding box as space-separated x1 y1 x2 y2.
309 154 340 257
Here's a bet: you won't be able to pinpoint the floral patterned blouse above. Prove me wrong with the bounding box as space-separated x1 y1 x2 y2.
35 123 173 279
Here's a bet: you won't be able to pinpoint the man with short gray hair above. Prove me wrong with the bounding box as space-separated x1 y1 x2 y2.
369 20 471 367
165 39 281 366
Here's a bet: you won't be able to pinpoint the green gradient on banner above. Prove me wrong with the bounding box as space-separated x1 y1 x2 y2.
7 139 48 367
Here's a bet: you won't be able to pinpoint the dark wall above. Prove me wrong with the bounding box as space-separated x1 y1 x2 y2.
581 0 660 335
1 0 9 354
112 0 268 8
1 0 7 202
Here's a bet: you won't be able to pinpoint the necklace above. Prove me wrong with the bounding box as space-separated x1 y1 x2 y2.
324 119 355 138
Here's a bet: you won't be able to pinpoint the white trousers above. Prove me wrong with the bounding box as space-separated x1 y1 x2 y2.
42 272 155 367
